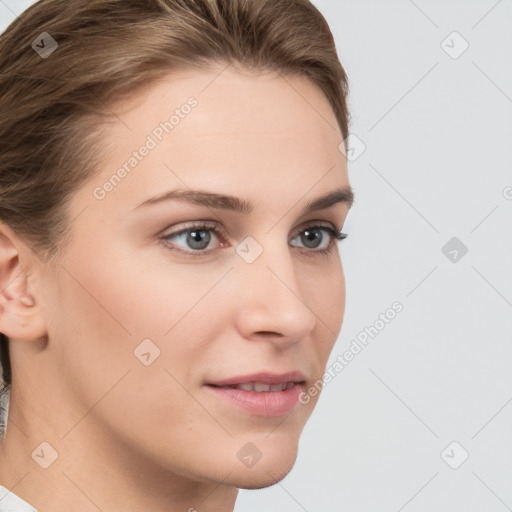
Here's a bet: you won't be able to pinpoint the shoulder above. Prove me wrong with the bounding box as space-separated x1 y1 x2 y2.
0 486 38 511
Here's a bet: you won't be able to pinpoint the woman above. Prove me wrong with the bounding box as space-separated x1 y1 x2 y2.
0 0 354 510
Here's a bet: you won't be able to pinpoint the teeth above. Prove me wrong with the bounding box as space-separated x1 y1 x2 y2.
253 383 270 392
220 381 296 392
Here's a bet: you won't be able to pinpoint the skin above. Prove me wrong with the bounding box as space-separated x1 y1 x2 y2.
0 63 352 512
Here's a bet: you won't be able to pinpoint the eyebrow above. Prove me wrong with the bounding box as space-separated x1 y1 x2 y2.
134 186 355 215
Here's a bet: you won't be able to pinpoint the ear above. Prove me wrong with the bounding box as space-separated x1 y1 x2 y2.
0 221 47 342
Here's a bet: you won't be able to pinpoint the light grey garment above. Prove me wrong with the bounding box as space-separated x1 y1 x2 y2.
0 487 37 511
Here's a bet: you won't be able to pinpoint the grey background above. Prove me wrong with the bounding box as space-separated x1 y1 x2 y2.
1 1 511 511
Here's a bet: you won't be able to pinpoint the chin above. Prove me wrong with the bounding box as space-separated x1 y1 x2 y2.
235 465 295 490
230 447 299 490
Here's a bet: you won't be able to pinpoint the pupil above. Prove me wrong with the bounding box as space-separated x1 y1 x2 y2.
303 228 321 248
188 229 210 249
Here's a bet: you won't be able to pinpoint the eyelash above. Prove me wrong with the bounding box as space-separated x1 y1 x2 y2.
160 221 348 257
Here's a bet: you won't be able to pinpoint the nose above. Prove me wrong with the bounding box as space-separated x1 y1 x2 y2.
232 238 317 347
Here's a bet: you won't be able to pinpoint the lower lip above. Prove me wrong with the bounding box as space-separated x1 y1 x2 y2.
203 383 303 417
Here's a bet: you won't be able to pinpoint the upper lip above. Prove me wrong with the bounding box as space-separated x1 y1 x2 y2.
205 371 307 387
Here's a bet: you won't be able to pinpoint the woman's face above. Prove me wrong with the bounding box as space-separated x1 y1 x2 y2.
28 65 352 489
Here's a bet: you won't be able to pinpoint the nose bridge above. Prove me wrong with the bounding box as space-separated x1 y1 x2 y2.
233 232 316 340
239 230 296 295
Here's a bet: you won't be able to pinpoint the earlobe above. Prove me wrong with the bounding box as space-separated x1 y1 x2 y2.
0 222 47 341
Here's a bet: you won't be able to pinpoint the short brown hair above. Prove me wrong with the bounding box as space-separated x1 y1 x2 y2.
0 0 350 423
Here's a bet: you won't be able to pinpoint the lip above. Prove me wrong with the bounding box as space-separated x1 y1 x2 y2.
203 371 307 417
203 383 304 417
205 371 307 387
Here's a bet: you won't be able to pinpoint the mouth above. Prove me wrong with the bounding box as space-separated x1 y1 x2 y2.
208 381 299 392
203 371 307 417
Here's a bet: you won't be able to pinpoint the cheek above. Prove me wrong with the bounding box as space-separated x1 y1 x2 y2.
331 264 346 334
307 256 346 332
48 259 221 460
306 258 346 370
49 244 226 404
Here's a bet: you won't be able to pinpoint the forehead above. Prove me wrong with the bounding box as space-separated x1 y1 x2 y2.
108 65 342 148
74 65 348 217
